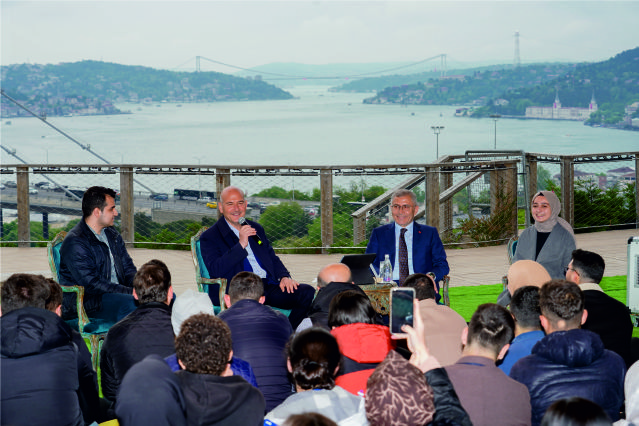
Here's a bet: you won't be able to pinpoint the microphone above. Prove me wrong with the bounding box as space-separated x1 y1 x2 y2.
238 217 262 245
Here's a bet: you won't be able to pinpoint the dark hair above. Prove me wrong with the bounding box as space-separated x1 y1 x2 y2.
541 397 612 426
282 413 338 426
133 262 171 304
82 186 116 218
288 328 341 390
1 273 50 314
44 277 63 312
404 273 437 301
467 303 515 355
571 249 605 284
510 286 541 329
228 271 264 303
175 313 232 375
327 290 377 328
539 280 584 328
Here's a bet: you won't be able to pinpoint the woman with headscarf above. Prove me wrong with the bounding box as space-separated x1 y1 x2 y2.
513 190 576 280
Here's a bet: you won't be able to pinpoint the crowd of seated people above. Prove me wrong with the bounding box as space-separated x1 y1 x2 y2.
2 245 638 426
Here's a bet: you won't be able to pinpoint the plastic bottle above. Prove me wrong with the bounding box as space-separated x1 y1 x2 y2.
381 254 393 283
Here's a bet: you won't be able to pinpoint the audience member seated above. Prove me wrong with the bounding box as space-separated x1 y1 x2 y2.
100 260 176 405
116 313 265 426
615 360 639 426
280 413 338 426
513 190 576 280
1 273 96 426
510 280 625 426
566 249 634 367
444 303 531 426
404 273 467 366
541 397 612 426
497 259 551 307
328 290 395 396
218 271 293 412
265 328 367 425
164 288 258 387
296 263 364 332
498 286 545 375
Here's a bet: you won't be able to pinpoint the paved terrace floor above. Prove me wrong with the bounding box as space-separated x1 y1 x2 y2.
1 229 636 297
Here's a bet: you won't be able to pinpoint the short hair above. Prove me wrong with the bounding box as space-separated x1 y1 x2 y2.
228 271 264 304
404 273 437 301
175 313 232 375
541 397 612 426
1 273 50 314
510 286 542 329
539 280 584 329
44 278 63 312
328 290 377 328
282 413 338 426
571 249 605 284
133 262 171 304
466 303 515 355
82 186 116 218
287 328 342 390
391 188 417 205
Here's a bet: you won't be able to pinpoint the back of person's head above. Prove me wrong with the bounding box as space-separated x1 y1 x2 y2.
539 279 584 330
541 397 612 426
228 271 264 304
282 413 338 426
175 313 232 375
467 303 515 355
82 186 116 218
133 262 171 304
44 278 63 312
287 328 341 390
327 290 376 328
171 289 215 336
403 273 437 301
1 273 50 315
316 263 352 288
507 260 551 295
510 286 542 330
571 249 605 284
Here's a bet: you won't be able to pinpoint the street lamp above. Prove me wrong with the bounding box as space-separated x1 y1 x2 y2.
430 125 444 160
489 114 501 149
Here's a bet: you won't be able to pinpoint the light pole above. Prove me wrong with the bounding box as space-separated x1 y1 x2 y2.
490 114 501 149
430 125 444 160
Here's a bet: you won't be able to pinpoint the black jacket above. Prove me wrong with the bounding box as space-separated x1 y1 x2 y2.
1 307 95 426
308 282 365 330
100 302 175 403
59 219 136 316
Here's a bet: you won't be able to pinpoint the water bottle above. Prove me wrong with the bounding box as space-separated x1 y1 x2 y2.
381 254 393 283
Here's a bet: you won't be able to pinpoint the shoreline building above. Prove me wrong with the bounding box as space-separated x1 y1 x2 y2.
526 91 597 121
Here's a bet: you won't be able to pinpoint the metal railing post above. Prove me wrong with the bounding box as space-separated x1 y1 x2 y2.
16 166 30 247
216 168 231 220
120 166 135 247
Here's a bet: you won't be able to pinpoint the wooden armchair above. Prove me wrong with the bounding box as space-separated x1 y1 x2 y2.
360 275 451 315
190 227 228 314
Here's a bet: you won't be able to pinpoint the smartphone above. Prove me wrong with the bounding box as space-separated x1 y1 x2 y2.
390 287 415 335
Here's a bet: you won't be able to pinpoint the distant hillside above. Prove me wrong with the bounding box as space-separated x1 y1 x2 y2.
1 60 293 118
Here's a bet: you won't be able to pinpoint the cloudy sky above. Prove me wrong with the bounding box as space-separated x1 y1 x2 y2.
2 1 638 73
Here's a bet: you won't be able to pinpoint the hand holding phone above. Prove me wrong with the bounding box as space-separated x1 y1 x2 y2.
390 287 415 336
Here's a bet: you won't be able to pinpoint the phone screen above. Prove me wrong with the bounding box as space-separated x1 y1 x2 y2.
390 288 415 335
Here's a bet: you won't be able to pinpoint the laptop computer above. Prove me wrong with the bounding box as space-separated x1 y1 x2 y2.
340 253 377 285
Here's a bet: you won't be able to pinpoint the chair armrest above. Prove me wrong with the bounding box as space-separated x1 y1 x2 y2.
60 285 90 331
197 277 228 312
441 275 450 307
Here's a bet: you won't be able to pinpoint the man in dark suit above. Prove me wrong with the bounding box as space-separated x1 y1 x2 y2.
199 186 314 329
366 189 449 289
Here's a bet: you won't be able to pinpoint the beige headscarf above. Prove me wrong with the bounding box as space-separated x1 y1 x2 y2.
507 260 551 295
532 191 574 236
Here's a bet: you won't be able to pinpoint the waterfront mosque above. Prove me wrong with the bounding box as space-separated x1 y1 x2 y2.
525 90 598 121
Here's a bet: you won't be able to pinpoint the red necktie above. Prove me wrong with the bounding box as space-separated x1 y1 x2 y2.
399 228 409 285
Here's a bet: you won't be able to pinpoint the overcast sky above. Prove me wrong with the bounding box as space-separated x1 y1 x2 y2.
2 1 638 73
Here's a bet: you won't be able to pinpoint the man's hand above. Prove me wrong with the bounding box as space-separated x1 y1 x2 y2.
393 299 441 373
238 224 257 249
279 277 299 294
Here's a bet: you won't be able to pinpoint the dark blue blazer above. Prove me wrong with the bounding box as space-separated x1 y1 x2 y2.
200 218 290 287
365 222 450 284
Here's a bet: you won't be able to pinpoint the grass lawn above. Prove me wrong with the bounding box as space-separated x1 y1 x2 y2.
447 275 638 337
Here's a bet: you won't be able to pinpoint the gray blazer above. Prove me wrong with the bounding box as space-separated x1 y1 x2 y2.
513 223 576 279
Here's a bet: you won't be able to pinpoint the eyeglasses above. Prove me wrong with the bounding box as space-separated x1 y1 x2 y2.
564 266 580 276
391 204 414 212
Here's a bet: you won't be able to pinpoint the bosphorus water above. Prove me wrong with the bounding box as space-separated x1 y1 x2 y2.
2 86 638 166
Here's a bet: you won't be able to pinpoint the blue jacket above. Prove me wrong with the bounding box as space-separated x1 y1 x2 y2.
510 328 625 426
59 219 136 315
366 222 450 284
218 299 293 412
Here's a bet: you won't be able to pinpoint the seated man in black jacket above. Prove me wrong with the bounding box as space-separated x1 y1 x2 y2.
59 186 137 323
100 260 176 406
1 273 99 426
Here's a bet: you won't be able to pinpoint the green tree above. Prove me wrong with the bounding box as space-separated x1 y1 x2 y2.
259 202 312 242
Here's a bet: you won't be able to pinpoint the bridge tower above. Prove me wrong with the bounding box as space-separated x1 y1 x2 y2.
514 31 521 68
196 56 201 72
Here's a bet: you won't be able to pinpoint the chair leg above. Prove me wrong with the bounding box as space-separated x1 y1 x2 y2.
89 335 101 371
